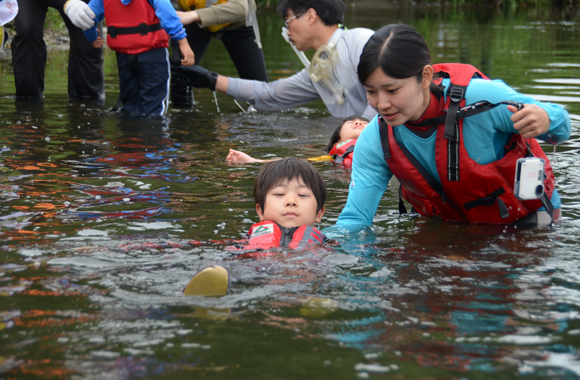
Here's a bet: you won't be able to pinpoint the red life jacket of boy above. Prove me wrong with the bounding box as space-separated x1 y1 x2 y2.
242 221 326 251
379 63 555 224
104 0 169 54
329 139 356 168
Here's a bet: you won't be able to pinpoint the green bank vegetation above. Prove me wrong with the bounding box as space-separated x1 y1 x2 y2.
32 0 580 35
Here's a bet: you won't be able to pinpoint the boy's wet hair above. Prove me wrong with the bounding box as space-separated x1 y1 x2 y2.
254 158 327 214
324 115 370 153
277 0 345 26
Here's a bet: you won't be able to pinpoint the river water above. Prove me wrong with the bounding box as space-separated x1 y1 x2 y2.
1 3 580 379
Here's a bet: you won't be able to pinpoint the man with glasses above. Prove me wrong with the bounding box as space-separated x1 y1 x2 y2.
173 0 375 119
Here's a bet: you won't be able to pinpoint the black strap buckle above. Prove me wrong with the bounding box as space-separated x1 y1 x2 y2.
449 86 465 103
334 145 354 164
108 25 117 38
139 23 148 36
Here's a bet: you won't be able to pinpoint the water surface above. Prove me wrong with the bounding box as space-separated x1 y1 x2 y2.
1 4 580 379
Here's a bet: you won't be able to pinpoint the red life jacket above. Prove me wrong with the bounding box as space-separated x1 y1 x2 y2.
379 63 555 224
242 221 326 251
329 139 356 168
104 0 169 54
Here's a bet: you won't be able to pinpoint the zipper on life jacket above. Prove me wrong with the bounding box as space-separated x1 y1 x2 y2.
279 225 299 248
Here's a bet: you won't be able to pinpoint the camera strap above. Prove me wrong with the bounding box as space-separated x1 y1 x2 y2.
523 141 554 225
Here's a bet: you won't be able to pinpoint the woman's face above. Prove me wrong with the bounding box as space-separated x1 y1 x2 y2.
363 66 432 127
339 118 369 142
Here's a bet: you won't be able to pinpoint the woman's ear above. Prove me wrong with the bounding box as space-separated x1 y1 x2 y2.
256 204 265 222
422 65 434 89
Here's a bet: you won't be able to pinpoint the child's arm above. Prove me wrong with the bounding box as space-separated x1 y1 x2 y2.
226 149 276 164
91 36 104 49
151 0 194 66
178 38 195 66
226 149 333 165
77 0 104 43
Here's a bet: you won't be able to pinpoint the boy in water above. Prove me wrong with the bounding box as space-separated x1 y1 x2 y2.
247 158 327 249
184 158 327 296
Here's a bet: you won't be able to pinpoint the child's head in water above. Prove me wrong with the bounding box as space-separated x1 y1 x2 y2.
253 158 326 228
324 115 370 153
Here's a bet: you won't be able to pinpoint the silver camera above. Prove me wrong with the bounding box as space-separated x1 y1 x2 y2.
514 157 545 200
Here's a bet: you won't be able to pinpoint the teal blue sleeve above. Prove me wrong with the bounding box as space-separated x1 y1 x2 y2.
335 116 393 228
463 79 571 147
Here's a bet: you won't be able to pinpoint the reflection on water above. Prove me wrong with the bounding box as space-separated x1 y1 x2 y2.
1 5 580 380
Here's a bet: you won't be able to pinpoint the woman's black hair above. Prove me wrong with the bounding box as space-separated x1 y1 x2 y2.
358 24 431 85
254 158 327 214
324 115 370 153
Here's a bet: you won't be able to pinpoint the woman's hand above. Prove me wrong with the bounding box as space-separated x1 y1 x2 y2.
226 149 260 164
508 104 550 139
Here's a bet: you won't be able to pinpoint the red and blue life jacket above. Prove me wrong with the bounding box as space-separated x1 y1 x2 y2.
104 0 169 54
329 139 356 168
380 63 555 224
242 221 326 251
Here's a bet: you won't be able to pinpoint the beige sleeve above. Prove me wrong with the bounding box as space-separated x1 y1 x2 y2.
196 0 250 28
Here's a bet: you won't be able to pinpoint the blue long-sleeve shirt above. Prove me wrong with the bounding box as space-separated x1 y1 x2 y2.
336 77 572 228
83 0 186 43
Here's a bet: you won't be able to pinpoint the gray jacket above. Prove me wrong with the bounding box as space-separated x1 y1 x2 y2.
226 27 376 119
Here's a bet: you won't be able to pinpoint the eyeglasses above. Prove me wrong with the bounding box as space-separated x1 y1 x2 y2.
284 13 303 28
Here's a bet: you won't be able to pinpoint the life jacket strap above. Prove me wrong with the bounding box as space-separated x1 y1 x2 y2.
378 117 391 160
334 145 354 164
398 185 408 215
444 85 465 141
523 139 555 225
392 126 467 221
108 23 162 39
463 187 510 219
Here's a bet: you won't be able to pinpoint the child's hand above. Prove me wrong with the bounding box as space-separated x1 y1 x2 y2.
91 36 104 49
178 38 195 66
176 10 200 26
226 149 260 164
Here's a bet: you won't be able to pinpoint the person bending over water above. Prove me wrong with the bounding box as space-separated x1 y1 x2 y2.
335 24 570 228
226 116 369 167
171 0 376 119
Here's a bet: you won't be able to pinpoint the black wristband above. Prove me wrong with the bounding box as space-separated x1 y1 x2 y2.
207 71 218 92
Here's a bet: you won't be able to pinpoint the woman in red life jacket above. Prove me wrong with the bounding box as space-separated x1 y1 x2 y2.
334 24 571 228
226 116 369 167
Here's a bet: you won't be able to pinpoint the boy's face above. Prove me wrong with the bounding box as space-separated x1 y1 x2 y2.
256 177 325 228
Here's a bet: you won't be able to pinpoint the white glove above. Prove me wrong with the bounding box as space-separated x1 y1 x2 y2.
64 0 96 30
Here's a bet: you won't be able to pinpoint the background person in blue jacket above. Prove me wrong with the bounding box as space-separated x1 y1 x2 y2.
335 24 571 229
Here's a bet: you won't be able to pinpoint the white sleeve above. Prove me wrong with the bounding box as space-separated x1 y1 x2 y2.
226 69 322 112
